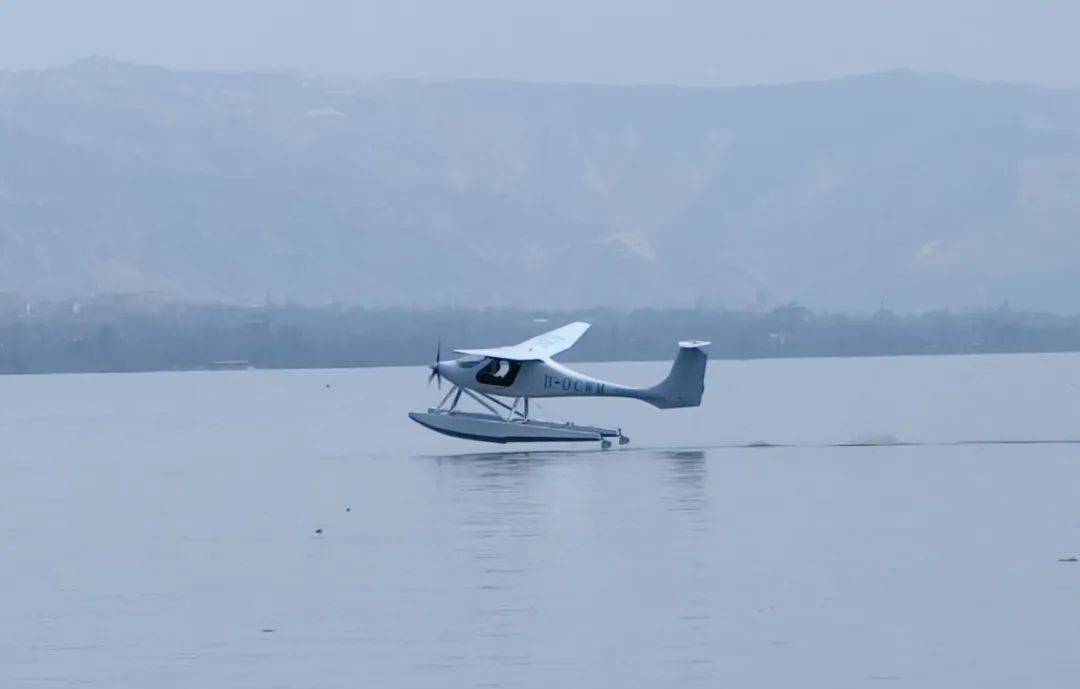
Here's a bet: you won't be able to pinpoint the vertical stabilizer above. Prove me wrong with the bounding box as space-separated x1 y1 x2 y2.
642 341 709 409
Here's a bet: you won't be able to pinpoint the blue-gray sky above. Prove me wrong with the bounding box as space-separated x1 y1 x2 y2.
1 0 1078 86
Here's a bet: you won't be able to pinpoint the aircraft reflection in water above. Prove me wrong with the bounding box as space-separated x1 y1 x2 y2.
409 322 709 448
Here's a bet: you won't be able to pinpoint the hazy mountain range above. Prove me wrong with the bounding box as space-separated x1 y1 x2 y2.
1 58 1079 311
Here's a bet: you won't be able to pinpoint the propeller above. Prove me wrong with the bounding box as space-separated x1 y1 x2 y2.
427 341 442 389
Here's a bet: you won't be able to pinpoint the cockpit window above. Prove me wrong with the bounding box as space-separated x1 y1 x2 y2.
457 356 485 369
476 358 521 387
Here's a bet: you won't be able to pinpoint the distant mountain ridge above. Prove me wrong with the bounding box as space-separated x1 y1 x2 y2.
1 59 1079 311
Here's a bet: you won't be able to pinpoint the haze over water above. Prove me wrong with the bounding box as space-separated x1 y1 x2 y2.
3 353 1080 687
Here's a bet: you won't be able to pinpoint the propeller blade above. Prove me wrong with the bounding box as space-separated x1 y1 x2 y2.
428 340 442 389
436 340 442 388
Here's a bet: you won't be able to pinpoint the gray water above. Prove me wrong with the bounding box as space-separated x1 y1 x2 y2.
3 354 1080 687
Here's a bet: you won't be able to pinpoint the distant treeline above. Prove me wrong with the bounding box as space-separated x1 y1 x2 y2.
2 298 1080 374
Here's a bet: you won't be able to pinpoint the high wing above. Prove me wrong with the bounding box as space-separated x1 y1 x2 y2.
455 321 590 361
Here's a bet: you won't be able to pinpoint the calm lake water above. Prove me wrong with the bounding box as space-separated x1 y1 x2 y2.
3 354 1079 687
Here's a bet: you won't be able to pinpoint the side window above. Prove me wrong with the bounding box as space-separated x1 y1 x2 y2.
476 358 521 387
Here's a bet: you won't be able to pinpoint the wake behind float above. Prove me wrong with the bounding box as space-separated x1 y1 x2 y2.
409 322 709 448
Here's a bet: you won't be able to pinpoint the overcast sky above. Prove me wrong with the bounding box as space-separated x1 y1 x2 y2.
1 0 1078 87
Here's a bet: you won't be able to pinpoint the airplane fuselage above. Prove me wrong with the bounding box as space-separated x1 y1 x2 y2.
437 356 643 401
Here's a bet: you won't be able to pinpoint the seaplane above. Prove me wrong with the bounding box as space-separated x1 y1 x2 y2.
409 322 709 447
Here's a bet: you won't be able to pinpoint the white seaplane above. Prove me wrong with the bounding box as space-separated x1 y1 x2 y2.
409 322 709 447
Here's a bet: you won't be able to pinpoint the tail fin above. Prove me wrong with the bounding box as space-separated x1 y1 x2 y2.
643 341 709 409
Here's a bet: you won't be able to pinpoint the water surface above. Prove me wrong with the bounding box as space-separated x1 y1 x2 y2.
3 354 1079 687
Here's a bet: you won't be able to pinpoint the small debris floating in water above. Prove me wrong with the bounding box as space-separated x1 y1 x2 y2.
1058 556 1078 562
315 528 323 534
